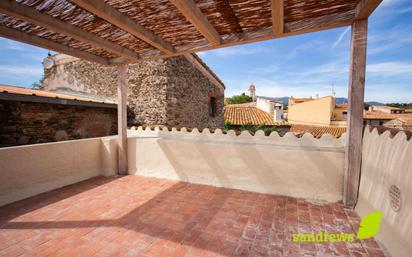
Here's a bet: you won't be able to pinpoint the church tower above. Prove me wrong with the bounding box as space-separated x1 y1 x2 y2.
248 83 256 102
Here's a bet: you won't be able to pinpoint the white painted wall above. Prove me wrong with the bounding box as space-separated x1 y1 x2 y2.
256 97 283 122
127 127 345 202
356 127 412 257
0 136 118 206
256 97 274 115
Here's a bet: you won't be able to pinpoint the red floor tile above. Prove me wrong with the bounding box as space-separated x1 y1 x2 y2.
0 176 386 257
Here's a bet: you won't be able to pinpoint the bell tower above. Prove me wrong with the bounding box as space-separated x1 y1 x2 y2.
248 83 256 101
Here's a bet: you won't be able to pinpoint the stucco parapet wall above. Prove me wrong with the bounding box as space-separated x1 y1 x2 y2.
128 126 346 151
356 126 412 257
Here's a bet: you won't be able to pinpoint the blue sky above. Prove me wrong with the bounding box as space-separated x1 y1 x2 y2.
0 0 411 103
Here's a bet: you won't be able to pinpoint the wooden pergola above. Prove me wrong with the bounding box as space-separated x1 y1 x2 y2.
0 0 382 207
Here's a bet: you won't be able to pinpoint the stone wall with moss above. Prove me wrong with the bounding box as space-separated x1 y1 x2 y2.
42 56 224 128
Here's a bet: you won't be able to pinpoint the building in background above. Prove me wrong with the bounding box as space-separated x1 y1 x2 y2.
248 83 256 102
288 97 313 106
256 96 284 122
0 84 117 147
384 118 412 130
287 96 346 127
368 105 405 114
42 53 225 129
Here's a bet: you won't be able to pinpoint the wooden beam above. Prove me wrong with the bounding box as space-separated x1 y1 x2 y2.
344 19 368 208
271 0 284 34
0 0 139 61
355 0 383 20
170 0 221 46
71 0 175 55
117 64 128 175
135 11 354 62
0 26 110 65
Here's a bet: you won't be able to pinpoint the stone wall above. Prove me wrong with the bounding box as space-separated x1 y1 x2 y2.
165 57 224 128
42 55 224 128
0 100 117 147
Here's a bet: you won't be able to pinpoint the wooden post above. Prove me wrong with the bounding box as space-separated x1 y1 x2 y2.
117 64 128 175
344 19 368 208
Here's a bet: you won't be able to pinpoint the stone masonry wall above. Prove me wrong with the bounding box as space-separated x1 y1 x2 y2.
164 57 224 128
0 100 116 147
42 55 224 128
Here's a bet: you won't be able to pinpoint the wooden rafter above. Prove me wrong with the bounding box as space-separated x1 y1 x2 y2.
0 0 139 61
0 26 110 65
271 0 284 34
138 11 355 62
169 0 222 46
355 0 383 20
71 0 176 55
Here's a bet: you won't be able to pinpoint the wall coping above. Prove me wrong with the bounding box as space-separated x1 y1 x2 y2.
128 126 346 150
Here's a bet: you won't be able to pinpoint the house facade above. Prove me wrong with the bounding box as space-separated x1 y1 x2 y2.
287 96 346 127
42 54 225 129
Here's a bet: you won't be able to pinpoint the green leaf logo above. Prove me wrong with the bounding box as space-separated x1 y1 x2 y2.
357 212 383 239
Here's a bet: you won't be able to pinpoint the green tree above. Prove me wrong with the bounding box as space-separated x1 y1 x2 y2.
226 93 252 104
387 103 412 109
31 75 44 89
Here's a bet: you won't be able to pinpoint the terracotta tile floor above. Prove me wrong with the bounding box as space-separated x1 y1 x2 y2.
0 176 386 257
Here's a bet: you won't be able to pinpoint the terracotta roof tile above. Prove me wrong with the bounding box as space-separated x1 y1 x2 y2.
224 105 276 126
290 125 346 138
0 84 116 105
363 111 412 120
335 103 348 109
373 105 404 111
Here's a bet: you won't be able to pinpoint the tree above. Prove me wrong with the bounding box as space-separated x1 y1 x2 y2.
226 93 252 104
31 75 44 89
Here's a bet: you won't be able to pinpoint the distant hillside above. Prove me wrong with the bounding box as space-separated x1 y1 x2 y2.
335 98 347 104
366 101 385 106
256 96 384 107
257 96 289 105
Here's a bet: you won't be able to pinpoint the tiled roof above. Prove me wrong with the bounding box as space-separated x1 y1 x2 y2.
335 103 348 109
373 105 404 111
368 126 412 140
0 84 117 105
385 118 412 127
290 125 346 138
363 111 412 120
224 102 256 107
224 105 276 126
290 97 312 103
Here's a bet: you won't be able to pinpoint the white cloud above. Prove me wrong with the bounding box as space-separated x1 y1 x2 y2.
368 25 412 55
249 64 279 74
332 27 350 48
0 65 42 76
367 61 412 75
399 6 412 13
380 0 406 7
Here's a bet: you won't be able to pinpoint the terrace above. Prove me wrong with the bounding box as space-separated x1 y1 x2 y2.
0 0 410 256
